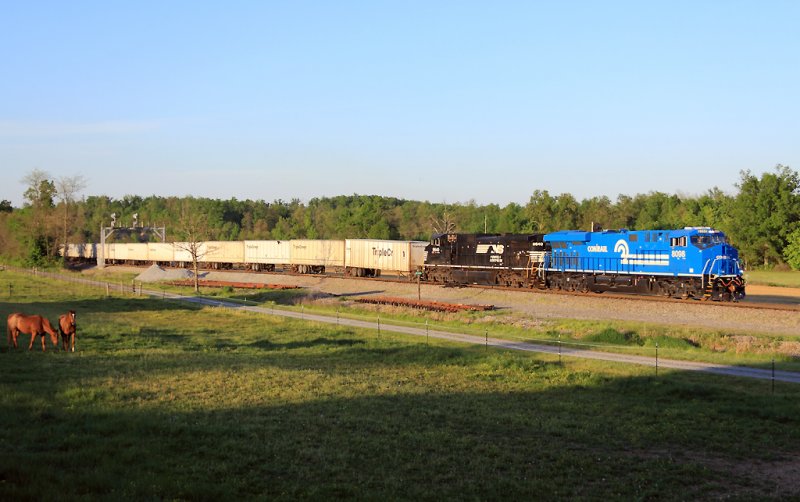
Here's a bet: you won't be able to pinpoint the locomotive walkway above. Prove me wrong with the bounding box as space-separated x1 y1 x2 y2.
23 267 800 385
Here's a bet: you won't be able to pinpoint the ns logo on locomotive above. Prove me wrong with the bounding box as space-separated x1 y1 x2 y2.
421 227 745 301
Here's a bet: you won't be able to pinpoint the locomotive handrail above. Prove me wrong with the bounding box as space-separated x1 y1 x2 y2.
700 259 712 290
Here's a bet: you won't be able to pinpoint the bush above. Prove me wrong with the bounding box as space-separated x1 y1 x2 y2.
783 227 800 271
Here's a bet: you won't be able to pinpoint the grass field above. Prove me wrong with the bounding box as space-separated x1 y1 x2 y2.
746 270 800 288
2 269 799 499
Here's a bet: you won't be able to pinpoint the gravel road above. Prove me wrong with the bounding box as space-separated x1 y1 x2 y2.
173 291 800 384
147 268 800 337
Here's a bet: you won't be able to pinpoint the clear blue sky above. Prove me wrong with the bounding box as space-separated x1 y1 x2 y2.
2 1 798 208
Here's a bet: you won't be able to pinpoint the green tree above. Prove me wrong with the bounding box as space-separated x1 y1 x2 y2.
55 174 87 261
784 228 800 270
18 169 59 264
525 190 555 232
732 165 800 267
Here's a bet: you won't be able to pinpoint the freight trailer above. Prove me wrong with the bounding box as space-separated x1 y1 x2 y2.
345 239 428 277
108 243 149 264
174 241 245 269
289 240 346 273
244 240 291 271
63 243 97 260
198 241 245 268
147 242 174 264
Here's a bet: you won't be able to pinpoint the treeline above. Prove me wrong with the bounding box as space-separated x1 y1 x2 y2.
2 165 800 270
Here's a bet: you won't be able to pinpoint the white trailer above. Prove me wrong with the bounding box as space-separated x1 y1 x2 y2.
244 240 291 271
198 241 245 268
110 243 149 264
147 243 174 264
289 240 345 273
173 242 193 265
345 239 427 277
63 243 97 260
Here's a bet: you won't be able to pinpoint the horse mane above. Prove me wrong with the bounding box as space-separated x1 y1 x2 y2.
42 317 57 336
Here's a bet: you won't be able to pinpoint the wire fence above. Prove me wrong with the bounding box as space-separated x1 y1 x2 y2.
2 264 796 390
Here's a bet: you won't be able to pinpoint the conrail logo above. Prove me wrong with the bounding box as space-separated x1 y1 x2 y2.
587 245 608 252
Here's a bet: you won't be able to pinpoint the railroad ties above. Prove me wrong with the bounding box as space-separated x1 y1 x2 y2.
355 296 494 313
167 280 300 290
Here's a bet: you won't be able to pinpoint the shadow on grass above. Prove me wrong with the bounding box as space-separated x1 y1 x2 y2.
229 289 310 305
0 296 201 319
335 290 387 298
0 363 798 500
247 336 367 351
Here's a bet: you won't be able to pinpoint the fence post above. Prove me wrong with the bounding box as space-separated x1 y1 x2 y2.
377 316 381 337
772 358 775 395
485 329 488 349
655 342 659 377
558 333 562 365
106 283 110 297
426 319 429 345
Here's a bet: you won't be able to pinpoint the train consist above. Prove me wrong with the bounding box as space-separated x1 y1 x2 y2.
63 227 746 301
64 239 428 278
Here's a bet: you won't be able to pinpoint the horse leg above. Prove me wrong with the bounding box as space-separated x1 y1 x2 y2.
29 332 35 350
71 333 75 352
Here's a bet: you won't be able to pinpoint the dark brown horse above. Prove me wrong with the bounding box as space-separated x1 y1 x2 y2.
7 313 59 351
58 310 77 352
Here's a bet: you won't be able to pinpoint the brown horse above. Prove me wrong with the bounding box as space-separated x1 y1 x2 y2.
58 310 77 352
7 313 59 351
7 312 22 348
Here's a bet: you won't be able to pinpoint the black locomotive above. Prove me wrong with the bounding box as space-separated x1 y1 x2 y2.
422 233 548 287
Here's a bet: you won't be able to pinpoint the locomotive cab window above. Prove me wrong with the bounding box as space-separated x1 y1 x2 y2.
691 234 725 249
629 234 638 242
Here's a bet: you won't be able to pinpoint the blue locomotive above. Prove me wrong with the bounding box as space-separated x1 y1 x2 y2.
543 227 745 301
421 227 745 301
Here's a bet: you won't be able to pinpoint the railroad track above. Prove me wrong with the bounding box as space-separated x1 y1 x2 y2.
81 264 800 313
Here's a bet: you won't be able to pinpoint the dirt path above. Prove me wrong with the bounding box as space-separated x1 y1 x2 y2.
173 292 800 384
744 284 800 304
163 269 800 337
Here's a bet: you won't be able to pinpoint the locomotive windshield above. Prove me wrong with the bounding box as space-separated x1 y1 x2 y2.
690 233 726 249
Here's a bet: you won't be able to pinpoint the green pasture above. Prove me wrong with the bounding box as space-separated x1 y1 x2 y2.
746 269 800 288
1 269 799 499
169 278 800 372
